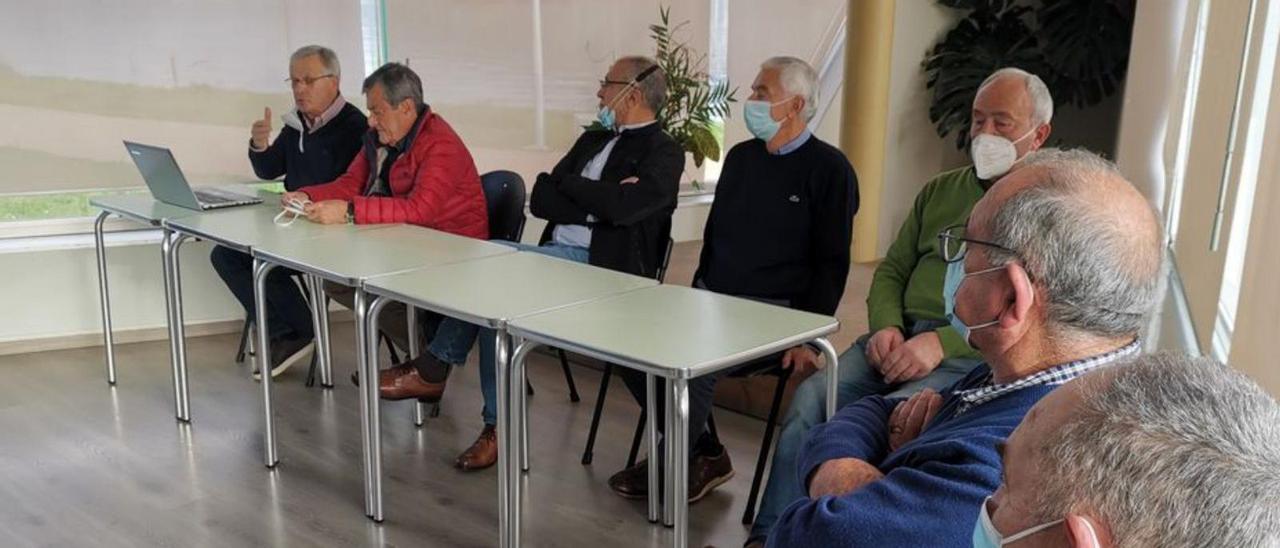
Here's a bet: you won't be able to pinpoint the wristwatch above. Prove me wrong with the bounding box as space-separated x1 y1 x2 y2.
346 202 355 224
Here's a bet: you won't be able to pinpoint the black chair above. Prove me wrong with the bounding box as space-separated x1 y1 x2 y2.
578 264 795 526
418 170 546 417
578 237 675 465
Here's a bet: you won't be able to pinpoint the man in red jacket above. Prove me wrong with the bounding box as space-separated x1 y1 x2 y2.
287 62 489 350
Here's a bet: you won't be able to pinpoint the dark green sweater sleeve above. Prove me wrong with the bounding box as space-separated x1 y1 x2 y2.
866 185 928 334
866 172 982 361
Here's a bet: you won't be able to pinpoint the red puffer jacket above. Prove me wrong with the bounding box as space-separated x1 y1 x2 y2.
303 110 489 239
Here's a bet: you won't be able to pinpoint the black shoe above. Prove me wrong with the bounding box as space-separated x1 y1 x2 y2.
253 336 314 380
606 450 735 504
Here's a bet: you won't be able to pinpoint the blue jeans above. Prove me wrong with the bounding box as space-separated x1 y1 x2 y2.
425 242 591 425
747 325 983 544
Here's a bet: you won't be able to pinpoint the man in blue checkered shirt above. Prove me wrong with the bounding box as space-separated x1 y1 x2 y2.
765 148 1165 548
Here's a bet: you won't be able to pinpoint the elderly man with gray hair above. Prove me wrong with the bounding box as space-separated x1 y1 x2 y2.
296 61 490 381
611 55 858 503
765 148 1164 547
210 45 367 380
370 55 685 472
978 352 1280 547
749 66 1054 545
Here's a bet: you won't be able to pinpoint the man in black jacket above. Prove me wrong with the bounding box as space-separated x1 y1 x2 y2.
374 55 684 471
612 56 858 504
210 45 367 379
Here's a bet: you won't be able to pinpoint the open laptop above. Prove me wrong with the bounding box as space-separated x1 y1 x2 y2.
123 141 263 211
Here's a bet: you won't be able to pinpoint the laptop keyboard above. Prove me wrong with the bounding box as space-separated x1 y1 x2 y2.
195 187 262 209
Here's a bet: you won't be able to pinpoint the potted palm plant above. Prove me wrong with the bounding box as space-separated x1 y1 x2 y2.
589 6 736 171
923 0 1134 149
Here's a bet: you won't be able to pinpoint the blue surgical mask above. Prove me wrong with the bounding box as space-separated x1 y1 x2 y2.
597 80 636 132
743 97 794 142
944 260 1002 346
596 105 617 131
972 496 1063 547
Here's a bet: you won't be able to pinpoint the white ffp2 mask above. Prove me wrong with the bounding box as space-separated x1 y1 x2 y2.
970 128 1037 180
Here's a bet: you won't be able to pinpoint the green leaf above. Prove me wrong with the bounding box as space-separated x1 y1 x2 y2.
646 4 736 165
689 124 721 164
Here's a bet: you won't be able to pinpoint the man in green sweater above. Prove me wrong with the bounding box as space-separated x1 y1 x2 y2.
746 67 1054 546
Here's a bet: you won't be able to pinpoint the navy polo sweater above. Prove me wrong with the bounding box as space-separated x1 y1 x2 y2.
248 102 367 191
693 137 858 315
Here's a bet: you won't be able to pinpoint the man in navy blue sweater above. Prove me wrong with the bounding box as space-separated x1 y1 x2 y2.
210 45 367 379
765 148 1165 547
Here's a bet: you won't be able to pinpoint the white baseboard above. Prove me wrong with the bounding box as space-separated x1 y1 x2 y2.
0 310 355 356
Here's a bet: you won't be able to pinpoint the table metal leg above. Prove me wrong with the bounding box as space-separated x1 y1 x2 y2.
363 293 391 522
646 373 659 523
813 338 839 419
353 289 373 516
252 258 278 467
93 211 117 385
306 274 334 388
161 230 192 422
663 378 674 527
498 334 524 548
515 334 529 474
671 377 689 548
407 306 425 427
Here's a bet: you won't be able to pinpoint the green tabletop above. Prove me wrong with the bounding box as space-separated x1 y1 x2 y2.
90 193 201 226
251 224 515 286
363 251 657 328
163 203 385 254
93 186 277 227
507 284 839 378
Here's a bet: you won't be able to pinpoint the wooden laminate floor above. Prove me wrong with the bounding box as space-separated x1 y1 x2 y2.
0 242 874 547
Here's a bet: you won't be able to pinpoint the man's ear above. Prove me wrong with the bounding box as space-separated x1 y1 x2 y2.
1034 123 1052 149
998 262 1035 330
1065 514 1107 548
397 99 416 117
789 96 806 120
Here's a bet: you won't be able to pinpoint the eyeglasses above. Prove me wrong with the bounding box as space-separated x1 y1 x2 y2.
937 224 1016 263
598 79 632 88
285 74 335 87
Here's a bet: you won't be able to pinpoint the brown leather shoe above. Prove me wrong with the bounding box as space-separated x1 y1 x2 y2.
378 366 447 401
455 424 498 471
607 459 650 499
688 448 734 503
606 449 734 503
350 362 416 387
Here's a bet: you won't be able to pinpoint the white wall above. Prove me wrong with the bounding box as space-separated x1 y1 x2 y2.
874 1 967 257
0 237 242 351
1115 0 1192 210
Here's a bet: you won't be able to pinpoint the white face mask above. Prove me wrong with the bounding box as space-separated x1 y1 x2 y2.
972 496 1066 547
274 198 311 227
970 127 1037 180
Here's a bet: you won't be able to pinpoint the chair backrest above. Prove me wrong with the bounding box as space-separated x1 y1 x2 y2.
654 237 674 283
479 170 527 242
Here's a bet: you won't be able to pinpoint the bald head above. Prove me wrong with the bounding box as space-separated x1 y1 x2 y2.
973 148 1164 341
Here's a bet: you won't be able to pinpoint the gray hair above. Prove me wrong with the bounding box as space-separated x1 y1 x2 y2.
615 56 667 112
983 148 1164 340
291 45 341 78
363 62 424 110
1033 353 1280 547
761 56 819 122
978 67 1053 126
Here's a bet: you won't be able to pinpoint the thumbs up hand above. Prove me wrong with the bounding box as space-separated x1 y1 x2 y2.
251 107 273 150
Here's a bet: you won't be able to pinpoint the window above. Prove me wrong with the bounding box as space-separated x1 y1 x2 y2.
0 0 363 224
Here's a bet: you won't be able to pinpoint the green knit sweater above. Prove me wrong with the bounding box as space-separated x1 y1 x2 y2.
866 165 986 360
